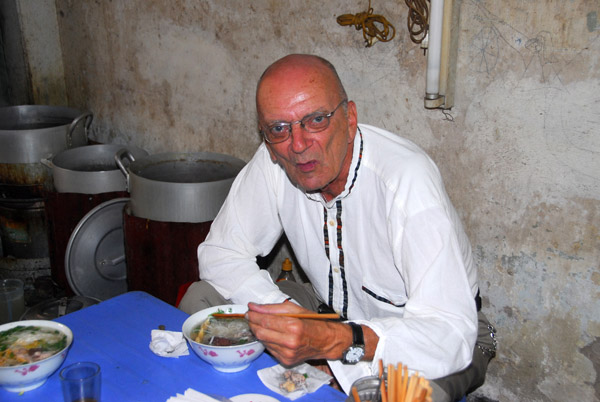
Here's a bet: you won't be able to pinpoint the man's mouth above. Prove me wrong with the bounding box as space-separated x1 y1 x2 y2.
296 160 317 172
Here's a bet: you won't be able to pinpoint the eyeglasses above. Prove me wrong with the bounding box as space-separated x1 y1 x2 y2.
261 99 348 144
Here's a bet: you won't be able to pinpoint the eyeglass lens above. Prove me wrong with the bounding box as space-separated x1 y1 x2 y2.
264 99 347 144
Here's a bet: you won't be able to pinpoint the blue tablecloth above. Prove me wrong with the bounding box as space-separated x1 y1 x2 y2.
0 291 346 402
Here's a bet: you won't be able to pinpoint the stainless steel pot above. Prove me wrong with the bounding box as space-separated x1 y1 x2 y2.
0 105 92 196
116 151 246 223
0 105 92 164
42 144 148 194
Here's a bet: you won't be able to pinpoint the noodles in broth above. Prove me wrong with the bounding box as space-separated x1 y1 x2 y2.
191 316 256 346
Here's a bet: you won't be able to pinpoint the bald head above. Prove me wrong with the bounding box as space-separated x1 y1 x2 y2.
254 54 358 201
256 54 347 113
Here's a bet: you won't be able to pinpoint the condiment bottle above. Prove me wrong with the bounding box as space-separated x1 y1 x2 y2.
276 258 296 282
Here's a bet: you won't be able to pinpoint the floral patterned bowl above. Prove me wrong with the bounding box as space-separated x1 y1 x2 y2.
0 320 73 392
182 304 265 373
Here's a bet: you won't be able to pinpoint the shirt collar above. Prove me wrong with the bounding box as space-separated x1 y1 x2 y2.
305 126 364 207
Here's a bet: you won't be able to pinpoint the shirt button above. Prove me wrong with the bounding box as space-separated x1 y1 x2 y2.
329 220 335 226
333 267 340 273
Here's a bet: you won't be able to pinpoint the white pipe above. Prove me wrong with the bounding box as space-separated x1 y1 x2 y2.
426 0 444 98
439 0 454 97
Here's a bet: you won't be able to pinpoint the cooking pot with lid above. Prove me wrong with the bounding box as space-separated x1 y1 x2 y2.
42 144 148 194
116 151 246 223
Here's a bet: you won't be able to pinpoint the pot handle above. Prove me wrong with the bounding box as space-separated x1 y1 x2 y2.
67 111 94 147
115 148 135 190
40 157 54 169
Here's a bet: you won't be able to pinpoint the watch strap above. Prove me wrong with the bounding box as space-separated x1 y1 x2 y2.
348 322 364 346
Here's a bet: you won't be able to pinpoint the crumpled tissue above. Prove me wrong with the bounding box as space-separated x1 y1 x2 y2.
149 329 189 357
166 388 231 402
257 363 333 400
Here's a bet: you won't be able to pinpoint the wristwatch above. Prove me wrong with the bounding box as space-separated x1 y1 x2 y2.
342 322 365 364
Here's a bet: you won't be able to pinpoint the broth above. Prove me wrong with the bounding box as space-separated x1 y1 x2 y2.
191 316 256 346
0 325 67 367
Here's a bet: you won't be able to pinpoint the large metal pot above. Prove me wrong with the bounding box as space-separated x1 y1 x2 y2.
0 105 92 197
116 151 246 223
42 144 148 194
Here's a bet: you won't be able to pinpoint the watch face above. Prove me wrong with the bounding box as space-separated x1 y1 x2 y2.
344 346 365 364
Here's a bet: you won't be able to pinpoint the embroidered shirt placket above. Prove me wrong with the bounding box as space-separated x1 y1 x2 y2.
322 128 364 319
323 201 348 318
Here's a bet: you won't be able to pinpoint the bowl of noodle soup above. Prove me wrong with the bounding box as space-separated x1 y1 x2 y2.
182 304 265 373
0 320 73 392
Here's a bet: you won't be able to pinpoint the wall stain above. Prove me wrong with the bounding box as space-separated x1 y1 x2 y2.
587 12 598 33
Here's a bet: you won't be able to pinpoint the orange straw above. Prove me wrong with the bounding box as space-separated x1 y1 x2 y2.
351 385 361 402
380 377 388 402
405 374 418 402
387 364 396 402
398 364 408 401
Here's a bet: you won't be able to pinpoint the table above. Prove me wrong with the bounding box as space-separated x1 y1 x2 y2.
0 291 347 402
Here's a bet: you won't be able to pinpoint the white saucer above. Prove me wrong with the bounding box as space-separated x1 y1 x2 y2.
230 394 280 402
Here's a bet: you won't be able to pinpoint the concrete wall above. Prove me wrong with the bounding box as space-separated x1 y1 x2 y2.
16 0 67 105
0 0 31 105
21 0 600 400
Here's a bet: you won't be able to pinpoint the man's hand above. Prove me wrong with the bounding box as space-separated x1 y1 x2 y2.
246 301 351 366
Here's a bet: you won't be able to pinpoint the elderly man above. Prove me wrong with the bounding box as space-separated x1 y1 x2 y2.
179 54 495 401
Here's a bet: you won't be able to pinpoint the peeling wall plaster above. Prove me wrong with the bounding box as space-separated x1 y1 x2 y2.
41 0 600 400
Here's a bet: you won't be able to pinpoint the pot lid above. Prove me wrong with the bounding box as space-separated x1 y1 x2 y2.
21 296 100 320
65 198 130 300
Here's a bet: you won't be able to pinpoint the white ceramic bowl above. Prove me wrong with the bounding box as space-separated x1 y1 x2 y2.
182 304 265 373
0 320 73 392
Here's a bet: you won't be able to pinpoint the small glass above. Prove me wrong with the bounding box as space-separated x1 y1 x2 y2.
0 278 25 324
346 375 383 402
60 362 101 402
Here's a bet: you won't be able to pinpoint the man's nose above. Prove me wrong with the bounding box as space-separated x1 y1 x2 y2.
289 122 310 152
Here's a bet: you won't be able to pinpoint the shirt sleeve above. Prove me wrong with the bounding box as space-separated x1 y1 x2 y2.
369 156 478 380
197 145 291 305
331 206 478 393
378 207 477 372
330 152 479 392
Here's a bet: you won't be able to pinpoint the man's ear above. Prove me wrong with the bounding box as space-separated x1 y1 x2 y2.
346 100 358 143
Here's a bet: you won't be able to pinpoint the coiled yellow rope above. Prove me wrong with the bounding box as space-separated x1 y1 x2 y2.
405 0 429 44
337 0 396 47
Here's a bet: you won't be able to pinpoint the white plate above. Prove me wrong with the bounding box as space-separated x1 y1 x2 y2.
230 394 280 402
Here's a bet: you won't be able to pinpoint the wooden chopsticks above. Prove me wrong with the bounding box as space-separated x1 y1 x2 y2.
210 312 340 320
356 360 432 402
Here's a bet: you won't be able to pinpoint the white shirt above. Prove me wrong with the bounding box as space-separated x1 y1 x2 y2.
198 123 479 393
